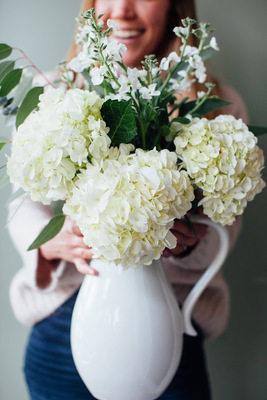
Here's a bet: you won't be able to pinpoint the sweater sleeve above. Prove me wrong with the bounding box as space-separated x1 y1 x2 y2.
220 85 249 123
7 192 84 325
7 192 67 292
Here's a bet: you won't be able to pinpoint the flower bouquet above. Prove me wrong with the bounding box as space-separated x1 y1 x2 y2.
1 9 265 266
0 9 266 400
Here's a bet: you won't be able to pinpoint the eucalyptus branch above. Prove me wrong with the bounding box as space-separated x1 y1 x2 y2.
13 48 55 88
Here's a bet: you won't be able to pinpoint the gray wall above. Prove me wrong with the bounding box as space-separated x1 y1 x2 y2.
0 1 266 399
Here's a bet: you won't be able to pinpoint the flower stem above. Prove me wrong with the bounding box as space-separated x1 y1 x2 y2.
13 48 56 87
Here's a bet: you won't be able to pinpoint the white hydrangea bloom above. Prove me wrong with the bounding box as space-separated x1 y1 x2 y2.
63 146 194 268
174 115 266 224
7 87 110 204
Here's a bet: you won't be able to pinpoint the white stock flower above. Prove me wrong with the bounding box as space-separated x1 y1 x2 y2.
68 50 94 73
170 70 194 93
173 26 189 39
174 115 265 224
7 87 111 204
76 24 95 44
197 91 206 98
90 65 108 85
107 19 118 30
210 37 219 51
64 146 194 268
183 45 199 58
194 63 206 83
103 38 127 62
160 52 181 71
61 70 75 83
188 54 207 83
139 83 160 100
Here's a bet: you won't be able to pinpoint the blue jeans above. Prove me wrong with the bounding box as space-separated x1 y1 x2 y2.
24 291 211 400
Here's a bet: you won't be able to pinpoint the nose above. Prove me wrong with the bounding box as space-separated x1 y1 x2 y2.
110 0 136 20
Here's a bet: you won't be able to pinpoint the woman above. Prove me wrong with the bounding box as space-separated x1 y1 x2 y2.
8 0 247 399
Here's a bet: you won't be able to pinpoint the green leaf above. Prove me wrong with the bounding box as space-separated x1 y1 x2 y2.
0 171 9 190
16 86 44 128
0 68 23 96
10 72 33 107
0 60 15 82
172 117 191 124
159 125 170 137
248 125 267 137
0 44 12 60
27 214 66 251
179 97 231 117
0 141 8 151
200 48 218 62
101 99 137 146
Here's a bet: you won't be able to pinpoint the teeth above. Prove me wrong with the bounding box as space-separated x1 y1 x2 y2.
115 30 142 38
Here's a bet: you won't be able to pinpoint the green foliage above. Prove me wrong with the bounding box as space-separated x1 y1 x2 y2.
179 97 231 117
200 48 218 61
172 117 191 124
101 99 137 146
0 68 23 96
16 86 44 128
0 44 12 60
0 141 8 151
0 60 15 82
28 214 66 251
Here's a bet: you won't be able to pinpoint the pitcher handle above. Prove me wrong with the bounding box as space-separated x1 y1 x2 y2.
181 216 229 336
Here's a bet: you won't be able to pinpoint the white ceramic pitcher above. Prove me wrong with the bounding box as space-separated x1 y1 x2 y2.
71 217 229 400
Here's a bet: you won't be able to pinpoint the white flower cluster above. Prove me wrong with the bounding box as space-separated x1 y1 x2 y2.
68 20 126 82
63 145 194 268
7 87 110 204
67 15 215 102
174 115 266 224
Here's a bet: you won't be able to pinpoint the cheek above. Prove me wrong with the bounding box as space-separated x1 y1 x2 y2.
94 0 109 18
144 4 169 38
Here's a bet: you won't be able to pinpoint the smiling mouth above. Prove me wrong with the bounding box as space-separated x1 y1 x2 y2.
114 30 144 39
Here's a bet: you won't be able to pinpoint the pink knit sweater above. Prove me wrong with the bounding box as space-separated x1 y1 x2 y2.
7 85 248 339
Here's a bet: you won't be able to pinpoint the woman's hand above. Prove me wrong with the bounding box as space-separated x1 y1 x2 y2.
163 218 207 258
39 217 98 275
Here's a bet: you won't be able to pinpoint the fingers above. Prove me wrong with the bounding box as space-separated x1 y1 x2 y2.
71 222 83 237
73 247 94 260
172 220 207 240
171 230 197 247
164 218 209 258
163 246 184 257
74 258 99 276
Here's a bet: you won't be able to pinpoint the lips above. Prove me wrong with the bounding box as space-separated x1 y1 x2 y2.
114 29 144 39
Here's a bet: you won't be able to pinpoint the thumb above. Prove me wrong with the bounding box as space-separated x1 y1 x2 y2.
74 258 98 276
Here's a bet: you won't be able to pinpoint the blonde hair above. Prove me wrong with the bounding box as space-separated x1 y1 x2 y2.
67 0 222 117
